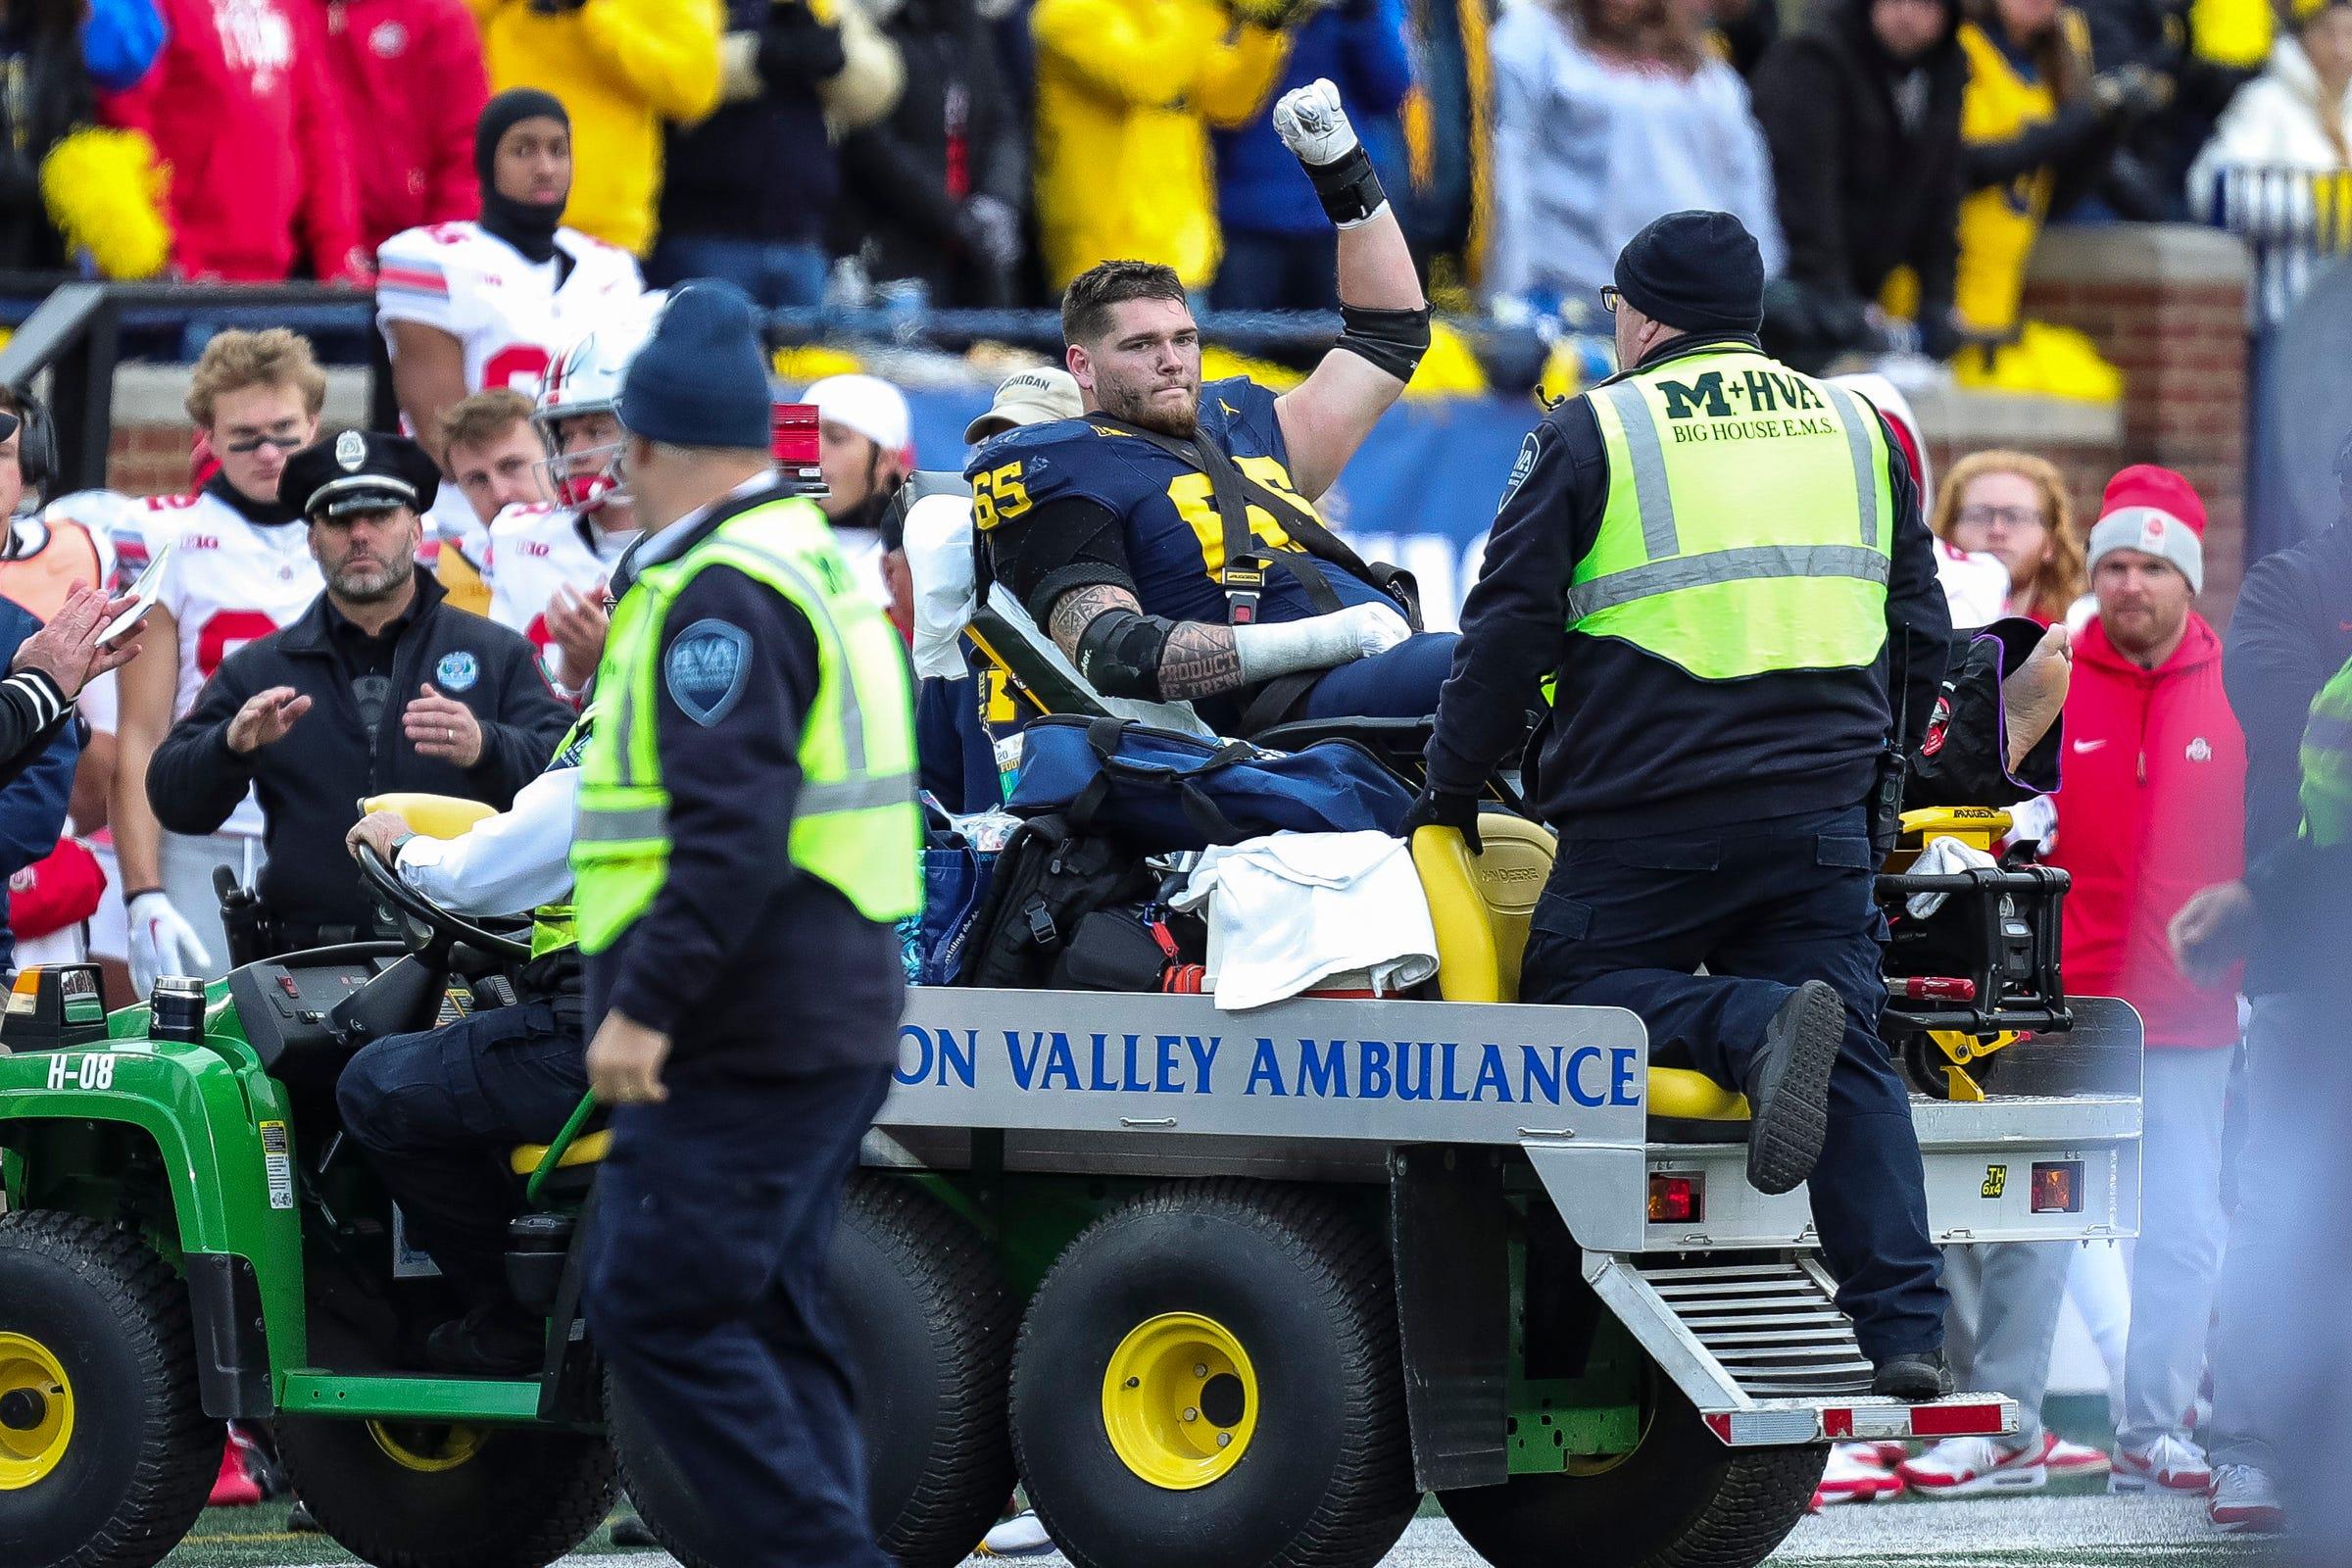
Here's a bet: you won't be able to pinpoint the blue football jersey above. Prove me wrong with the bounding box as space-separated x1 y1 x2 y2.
966 376 1386 626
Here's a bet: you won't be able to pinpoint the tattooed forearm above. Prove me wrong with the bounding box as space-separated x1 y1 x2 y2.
1157 622 1245 699
1044 585 1244 700
1047 584 1139 657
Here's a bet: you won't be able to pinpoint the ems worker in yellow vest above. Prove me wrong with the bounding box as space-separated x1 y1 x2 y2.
1406 211 1959 1401
573 281 921 1567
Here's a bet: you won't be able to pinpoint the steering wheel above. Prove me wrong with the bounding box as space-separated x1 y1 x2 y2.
353 841 533 964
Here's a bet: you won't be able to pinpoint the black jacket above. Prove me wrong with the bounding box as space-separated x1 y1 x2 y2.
2224 521 2352 996
1750 0 1967 362
587 484 905 1080
1424 334 1952 837
0 9 95 271
148 573 570 938
834 0 1024 305
661 0 844 247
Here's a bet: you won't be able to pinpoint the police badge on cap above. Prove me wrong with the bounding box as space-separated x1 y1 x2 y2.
281 430 442 520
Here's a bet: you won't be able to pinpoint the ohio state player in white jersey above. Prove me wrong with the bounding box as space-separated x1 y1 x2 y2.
111 330 330 993
376 89 642 575
480 308 661 691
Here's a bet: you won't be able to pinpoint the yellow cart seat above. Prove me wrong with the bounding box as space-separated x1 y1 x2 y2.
362 793 500 841
1408 818 1749 1125
509 1129 612 1177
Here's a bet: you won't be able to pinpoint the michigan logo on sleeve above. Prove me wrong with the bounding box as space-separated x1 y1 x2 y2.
665 618 751 726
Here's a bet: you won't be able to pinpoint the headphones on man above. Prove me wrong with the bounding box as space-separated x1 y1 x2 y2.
2 386 57 502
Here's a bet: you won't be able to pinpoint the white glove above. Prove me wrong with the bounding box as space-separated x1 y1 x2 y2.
127 892 214 997
1233 601 1413 683
1273 78 1359 169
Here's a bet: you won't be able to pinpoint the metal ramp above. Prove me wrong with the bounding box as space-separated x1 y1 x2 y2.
1584 1251 2018 1446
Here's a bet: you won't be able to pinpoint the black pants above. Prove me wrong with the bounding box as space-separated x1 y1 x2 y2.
585 1062 893 1568
1522 804 1946 1362
335 996 588 1304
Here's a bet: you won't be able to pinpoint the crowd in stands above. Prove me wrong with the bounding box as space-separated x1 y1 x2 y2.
1 0 2345 349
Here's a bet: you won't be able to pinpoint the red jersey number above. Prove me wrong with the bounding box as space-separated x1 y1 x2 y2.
196 611 281 680
483 344 551 397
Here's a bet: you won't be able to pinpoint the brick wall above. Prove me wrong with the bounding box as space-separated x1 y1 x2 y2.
2022 224 2251 624
106 422 200 500
1908 382 2125 552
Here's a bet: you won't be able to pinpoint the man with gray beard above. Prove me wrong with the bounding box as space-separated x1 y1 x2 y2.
146 429 568 953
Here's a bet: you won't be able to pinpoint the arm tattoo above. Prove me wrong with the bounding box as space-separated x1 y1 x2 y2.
1048 583 1137 655
1157 622 1245 700
1045 584 1245 701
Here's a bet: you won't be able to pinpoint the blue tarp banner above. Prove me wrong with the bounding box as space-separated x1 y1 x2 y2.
900 388 1540 630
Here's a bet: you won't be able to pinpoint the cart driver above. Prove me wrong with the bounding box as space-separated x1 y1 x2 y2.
336 650 614 1372
972 80 1452 739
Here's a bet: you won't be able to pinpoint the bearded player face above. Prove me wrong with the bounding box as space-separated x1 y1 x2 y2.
1071 297 1203 439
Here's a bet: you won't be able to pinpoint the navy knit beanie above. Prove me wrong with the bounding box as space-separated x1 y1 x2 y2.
616 281 773 452
1613 211 1766 338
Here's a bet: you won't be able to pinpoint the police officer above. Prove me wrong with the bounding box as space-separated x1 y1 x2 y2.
574 282 920 1567
1404 210 1957 1399
146 431 570 951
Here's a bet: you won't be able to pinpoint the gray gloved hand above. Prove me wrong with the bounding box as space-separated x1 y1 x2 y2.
955 195 1023 271
1272 76 1360 168
2091 63 2171 119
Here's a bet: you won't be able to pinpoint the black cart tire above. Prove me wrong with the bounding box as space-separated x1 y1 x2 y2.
1438 1379 1823 1568
1009 1179 1418 1568
0 1211 219 1568
273 1414 614 1568
610 1175 1016 1568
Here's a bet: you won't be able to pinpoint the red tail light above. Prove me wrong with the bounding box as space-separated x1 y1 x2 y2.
1647 1172 1704 1224
2031 1161 2082 1213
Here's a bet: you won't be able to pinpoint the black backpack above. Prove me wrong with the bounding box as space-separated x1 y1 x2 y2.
960 813 1156 989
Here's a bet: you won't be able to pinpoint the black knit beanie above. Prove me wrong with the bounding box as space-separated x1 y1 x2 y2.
1613 210 1766 339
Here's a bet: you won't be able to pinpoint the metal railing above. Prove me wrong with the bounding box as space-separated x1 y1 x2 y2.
0 281 383 493
2198 164 2352 330
0 273 1555 494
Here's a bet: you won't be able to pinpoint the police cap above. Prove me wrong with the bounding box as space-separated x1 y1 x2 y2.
281 429 441 521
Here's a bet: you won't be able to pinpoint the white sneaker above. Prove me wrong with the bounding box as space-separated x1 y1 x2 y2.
2046 1438 2112 1478
2111 1434 2210 1494
978 1509 1054 1557
1896 1432 2054 1496
1815 1443 1905 1505
2207 1464 2285 1534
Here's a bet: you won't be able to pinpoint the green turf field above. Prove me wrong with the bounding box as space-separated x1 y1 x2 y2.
159 1399 2272 1568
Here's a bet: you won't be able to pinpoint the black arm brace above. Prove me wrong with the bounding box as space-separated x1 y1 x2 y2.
1072 605 1179 701
1336 302 1433 383
1303 142 1388 228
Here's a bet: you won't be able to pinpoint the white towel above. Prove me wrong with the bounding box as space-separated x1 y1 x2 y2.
1173 831 1438 1011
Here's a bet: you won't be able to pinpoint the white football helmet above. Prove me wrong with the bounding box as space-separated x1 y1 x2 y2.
533 293 665 512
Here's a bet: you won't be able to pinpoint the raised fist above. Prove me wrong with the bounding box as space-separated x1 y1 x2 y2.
1273 77 1359 169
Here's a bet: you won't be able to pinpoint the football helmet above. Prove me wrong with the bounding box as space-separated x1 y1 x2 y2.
532 293 664 512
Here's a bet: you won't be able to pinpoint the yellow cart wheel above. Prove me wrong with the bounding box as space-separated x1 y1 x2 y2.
0 1210 217 1566
1010 1180 1417 1568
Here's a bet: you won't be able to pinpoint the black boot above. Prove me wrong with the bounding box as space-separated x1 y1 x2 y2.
1741 980 1844 1194
1871 1348 1952 1401
425 1302 545 1375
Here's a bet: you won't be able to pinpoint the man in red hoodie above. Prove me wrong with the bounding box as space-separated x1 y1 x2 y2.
318 0 487 252
2054 466 2246 1493
102 0 368 282
1900 466 2246 1501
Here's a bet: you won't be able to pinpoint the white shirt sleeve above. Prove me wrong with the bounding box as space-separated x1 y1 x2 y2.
393 767 579 915
76 669 119 735
376 227 463 337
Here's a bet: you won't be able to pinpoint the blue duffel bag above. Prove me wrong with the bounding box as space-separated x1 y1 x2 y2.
1004 714 1415 850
